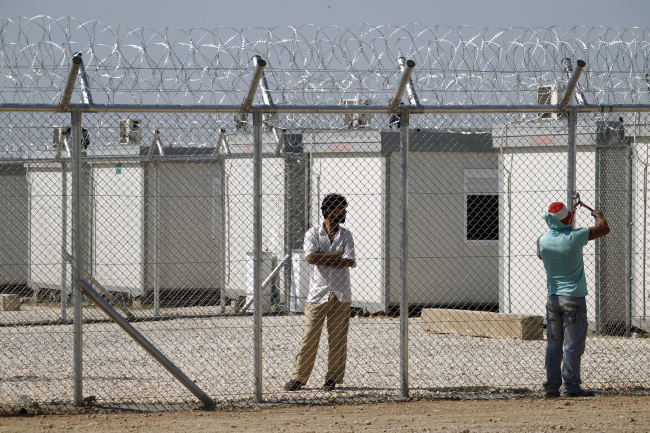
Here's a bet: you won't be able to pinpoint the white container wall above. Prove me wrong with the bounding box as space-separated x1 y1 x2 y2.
91 147 144 296
306 130 499 313
90 146 222 302
28 160 70 293
222 132 295 303
306 130 387 312
244 251 276 313
0 164 28 294
492 121 641 332
633 136 650 332
27 151 91 300
291 249 310 313
389 149 500 309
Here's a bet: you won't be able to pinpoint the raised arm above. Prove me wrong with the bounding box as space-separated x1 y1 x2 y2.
588 210 610 241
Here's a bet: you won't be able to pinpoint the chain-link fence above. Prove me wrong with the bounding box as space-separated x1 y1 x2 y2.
2 19 650 410
2 107 650 409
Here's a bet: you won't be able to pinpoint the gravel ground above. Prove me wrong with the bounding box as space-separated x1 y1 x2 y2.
1 314 649 407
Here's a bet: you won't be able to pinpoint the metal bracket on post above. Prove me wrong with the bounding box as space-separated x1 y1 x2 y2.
274 128 287 156
241 58 267 113
76 278 216 407
558 59 587 112
399 108 409 399
147 130 160 161
252 55 285 153
646 74 650 92
398 57 420 107
252 55 275 108
213 129 232 156
54 128 71 163
59 56 82 111
389 60 416 112
73 53 94 106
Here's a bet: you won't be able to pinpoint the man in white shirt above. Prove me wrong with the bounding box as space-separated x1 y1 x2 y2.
284 194 356 392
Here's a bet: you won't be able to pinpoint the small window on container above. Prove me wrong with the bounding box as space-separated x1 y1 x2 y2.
464 169 499 242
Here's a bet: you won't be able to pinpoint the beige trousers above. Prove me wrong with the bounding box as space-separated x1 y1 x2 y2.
291 292 351 384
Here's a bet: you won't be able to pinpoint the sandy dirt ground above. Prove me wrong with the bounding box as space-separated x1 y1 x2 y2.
0 394 648 432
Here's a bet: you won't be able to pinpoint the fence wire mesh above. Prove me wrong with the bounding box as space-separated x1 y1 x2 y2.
2 108 650 408
2 19 650 410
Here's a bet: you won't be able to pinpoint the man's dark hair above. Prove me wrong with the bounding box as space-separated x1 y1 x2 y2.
321 193 347 219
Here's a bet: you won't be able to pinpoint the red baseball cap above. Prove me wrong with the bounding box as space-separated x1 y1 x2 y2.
548 202 572 225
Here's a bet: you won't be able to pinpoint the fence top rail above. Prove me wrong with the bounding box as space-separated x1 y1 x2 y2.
2 103 650 114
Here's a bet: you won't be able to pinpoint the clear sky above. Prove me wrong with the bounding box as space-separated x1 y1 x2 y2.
2 0 648 30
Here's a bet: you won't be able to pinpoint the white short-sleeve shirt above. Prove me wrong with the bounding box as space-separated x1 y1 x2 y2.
303 224 356 303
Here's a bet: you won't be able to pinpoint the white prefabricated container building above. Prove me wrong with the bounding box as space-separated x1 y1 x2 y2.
88 145 223 304
494 119 639 334
222 131 306 309
0 163 29 295
26 150 91 303
303 128 499 313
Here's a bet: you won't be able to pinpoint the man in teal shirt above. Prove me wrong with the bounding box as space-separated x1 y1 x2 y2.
537 201 610 398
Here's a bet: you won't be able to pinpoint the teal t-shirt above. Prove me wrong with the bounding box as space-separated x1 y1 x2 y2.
536 214 590 297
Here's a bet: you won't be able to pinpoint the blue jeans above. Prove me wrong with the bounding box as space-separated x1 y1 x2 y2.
543 295 588 394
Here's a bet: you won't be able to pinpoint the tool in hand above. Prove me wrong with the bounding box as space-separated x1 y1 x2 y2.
568 192 595 224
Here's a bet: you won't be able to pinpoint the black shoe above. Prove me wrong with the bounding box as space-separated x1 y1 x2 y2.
322 379 337 391
283 380 304 391
544 391 561 399
564 390 595 398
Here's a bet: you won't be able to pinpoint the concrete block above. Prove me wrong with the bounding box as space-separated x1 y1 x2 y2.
1 294 20 311
421 308 544 340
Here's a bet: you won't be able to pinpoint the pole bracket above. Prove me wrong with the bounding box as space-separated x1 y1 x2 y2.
241 58 267 113
389 59 416 112
398 57 420 108
557 59 587 112
58 56 82 111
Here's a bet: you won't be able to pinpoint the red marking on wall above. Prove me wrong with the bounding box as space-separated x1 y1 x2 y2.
331 142 351 151
243 145 254 153
529 135 555 145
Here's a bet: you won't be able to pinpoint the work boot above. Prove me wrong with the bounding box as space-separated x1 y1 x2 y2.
322 379 337 391
283 380 304 391
544 391 561 399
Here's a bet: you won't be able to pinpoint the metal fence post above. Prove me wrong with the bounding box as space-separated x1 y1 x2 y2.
399 108 409 399
253 108 263 403
153 160 160 316
626 133 633 336
71 108 83 406
61 161 68 321
567 107 577 219
220 158 227 314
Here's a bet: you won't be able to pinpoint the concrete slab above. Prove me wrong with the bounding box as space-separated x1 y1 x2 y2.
421 308 544 340
1 294 20 311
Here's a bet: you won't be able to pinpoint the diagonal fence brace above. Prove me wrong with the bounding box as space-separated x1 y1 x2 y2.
76 278 216 408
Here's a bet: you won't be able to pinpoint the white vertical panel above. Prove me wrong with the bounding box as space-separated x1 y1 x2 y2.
93 163 143 295
311 154 384 311
30 168 69 290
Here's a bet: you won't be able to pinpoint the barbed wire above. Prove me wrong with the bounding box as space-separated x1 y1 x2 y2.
1 16 650 107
